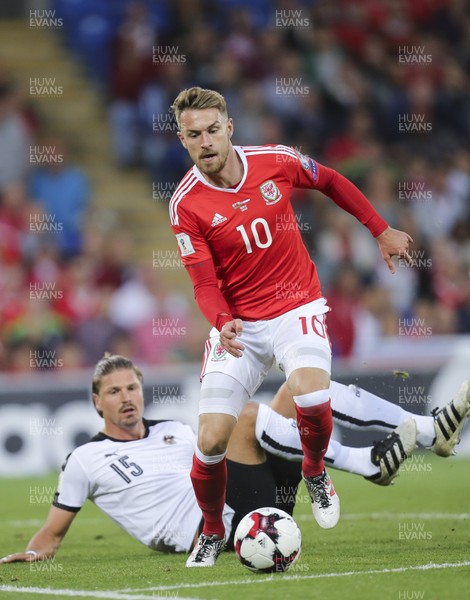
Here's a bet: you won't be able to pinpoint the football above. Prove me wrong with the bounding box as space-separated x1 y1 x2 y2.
234 507 302 573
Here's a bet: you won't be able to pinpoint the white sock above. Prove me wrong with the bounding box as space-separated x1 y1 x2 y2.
413 414 436 447
327 438 378 477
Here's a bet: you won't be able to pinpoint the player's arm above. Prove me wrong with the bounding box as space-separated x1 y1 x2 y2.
0 505 76 563
186 259 244 357
171 206 244 355
171 210 234 330
314 164 413 273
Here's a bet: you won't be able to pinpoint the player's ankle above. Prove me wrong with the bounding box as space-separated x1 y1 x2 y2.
202 526 225 539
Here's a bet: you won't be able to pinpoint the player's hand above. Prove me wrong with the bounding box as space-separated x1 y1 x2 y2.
376 227 413 274
219 319 245 358
0 551 40 563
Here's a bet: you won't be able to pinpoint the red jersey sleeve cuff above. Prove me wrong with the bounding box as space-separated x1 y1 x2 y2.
365 215 389 238
216 313 234 331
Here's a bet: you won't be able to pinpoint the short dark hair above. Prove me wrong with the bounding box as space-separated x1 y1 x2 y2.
92 354 144 417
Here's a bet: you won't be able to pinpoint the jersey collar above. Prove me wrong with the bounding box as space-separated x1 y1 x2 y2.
191 146 247 193
91 419 151 443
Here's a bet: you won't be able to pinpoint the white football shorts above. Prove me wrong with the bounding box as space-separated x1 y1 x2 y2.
199 298 332 416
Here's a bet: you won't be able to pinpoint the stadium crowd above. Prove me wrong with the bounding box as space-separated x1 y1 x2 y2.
0 0 469 371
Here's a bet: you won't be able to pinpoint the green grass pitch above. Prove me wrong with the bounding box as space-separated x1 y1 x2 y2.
1 454 469 600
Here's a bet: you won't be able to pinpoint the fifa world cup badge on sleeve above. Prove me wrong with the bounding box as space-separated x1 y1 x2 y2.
176 232 195 256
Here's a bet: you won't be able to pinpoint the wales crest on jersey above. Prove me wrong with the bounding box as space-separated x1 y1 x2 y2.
260 180 282 205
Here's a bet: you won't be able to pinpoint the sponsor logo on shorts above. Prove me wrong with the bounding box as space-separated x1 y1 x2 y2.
212 343 227 361
260 180 282 205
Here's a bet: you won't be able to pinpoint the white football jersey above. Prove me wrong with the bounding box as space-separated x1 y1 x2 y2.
53 419 234 552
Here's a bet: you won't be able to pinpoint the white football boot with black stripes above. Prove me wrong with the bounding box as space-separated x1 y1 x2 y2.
431 380 470 457
303 468 340 529
186 533 225 567
366 418 417 486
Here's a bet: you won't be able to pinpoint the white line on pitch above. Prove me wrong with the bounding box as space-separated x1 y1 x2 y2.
0 585 197 600
5 519 106 527
296 512 470 521
123 560 470 593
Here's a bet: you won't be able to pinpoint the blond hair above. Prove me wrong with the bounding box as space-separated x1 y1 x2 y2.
170 87 228 129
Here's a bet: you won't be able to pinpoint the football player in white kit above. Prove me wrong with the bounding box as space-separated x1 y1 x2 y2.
1 355 467 563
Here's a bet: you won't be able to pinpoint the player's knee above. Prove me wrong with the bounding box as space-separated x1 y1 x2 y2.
198 432 229 456
287 368 330 397
197 411 237 456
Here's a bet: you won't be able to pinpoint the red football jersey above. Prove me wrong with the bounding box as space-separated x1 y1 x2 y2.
170 145 324 321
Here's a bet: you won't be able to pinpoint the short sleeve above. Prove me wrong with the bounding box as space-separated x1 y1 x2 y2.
52 451 90 512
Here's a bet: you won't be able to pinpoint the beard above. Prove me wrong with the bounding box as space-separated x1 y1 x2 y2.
197 146 229 175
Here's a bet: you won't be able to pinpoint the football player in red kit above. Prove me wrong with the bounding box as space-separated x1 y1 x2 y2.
169 87 413 567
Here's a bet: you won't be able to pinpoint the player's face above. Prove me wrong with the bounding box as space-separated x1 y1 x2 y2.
177 108 233 176
93 369 145 431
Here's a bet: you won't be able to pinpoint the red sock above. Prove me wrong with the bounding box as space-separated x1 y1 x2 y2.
295 400 333 478
190 454 227 538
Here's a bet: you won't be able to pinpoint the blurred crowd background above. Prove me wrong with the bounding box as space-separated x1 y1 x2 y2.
0 0 469 372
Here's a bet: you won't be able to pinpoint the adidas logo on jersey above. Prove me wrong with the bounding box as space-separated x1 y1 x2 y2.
211 213 227 227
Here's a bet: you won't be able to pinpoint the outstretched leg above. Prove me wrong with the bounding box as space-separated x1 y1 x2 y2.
254 401 416 483
329 380 470 454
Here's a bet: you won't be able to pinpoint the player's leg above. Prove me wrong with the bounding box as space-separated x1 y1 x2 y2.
329 380 470 455
287 365 340 528
273 303 339 529
225 416 279 551
270 378 423 438
228 402 303 513
193 411 237 538
226 403 301 542
265 380 418 483
188 324 272 567
254 401 416 485
329 381 433 444
226 402 265 464
187 373 247 567
264 453 302 516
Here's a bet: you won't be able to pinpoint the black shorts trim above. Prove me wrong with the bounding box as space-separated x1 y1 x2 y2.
332 409 396 430
260 431 303 456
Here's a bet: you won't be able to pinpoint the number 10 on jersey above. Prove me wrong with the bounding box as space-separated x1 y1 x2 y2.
236 218 273 254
